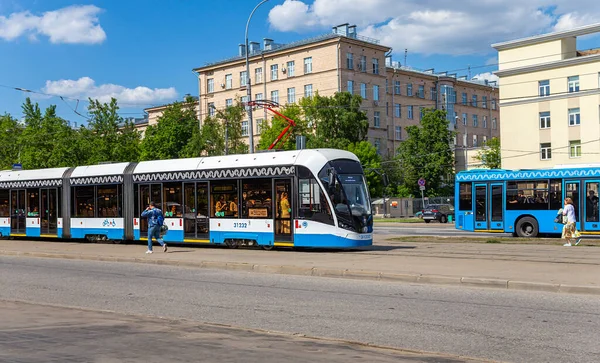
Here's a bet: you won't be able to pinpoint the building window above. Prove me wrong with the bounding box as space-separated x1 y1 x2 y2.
483 135 487 144
241 96 248 105
540 143 552 160
539 111 551 129
462 113 467 125
207 78 214 93
374 138 381 154
568 76 580 93
473 114 478 127
394 103 401 118
346 53 354 69
360 83 367 99
241 121 249 136
347 80 354 94
256 119 265 134
287 87 295 103
482 96 487 109
569 108 581 126
418 85 425 98
570 140 582 158
539 80 550 97
304 57 312 74
492 118 497 130
462 92 467 105
471 95 478 107
492 98 497 110
255 93 263 101
225 99 233 108
225 74 232 89
208 102 215 116
372 58 379 74
483 116 488 129
394 81 401 95
407 105 414 119
473 135 478 147
373 85 379 101
407 83 413 96
430 87 437 101
304 84 313 98
374 111 380 127
255 68 262 84
271 90 279 103
240 71 247 87
395 126 402 140
286 61 295 77
271 65 278 81
360 56 366 72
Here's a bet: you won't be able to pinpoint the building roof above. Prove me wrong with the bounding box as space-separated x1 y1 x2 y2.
492 23 600 50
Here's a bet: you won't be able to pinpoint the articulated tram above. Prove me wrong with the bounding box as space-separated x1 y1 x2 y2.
0 149 373 249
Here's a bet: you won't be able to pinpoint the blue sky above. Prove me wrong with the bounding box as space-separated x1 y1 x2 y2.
1 0 599 124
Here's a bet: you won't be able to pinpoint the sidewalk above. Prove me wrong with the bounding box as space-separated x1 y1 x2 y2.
1 239 599 295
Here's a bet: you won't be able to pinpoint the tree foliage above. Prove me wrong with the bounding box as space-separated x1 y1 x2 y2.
347 141 382 197
181 116 225 157
217 100 247 154
257 104 308 151
395 109 455 196
474 137 501 169
0 113 22 170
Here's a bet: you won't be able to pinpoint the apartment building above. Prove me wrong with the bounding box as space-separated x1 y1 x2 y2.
493 23 600 169
140 97 200 135
189 24 499 162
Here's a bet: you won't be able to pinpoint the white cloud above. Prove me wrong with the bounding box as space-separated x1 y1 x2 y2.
0 5 106 44
471 72 500 85
42 77 178 104
268 1 600 56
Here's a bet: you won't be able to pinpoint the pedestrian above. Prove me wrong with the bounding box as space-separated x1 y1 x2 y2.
141 201 167 254
561 197 580 246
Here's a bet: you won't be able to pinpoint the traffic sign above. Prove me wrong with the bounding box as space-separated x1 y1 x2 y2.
418 178 426 187
419 185 426 191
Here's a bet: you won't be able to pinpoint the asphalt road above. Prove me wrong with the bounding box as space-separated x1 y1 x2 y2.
1 256 599 363
374 223 513 238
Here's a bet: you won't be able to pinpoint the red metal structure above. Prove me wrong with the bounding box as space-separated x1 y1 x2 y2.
246 100 297 150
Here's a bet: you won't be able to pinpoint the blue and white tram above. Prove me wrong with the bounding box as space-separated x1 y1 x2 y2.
0 149 373 249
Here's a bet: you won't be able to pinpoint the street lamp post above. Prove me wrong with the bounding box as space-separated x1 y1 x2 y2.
245 0 269 154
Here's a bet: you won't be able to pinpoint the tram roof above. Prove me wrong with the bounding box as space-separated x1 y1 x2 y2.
133 149 359 174
71 162 131 177
456 167 600 181
0 167 70 182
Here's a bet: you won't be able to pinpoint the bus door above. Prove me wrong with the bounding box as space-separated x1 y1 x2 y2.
274 179 293 243
564 180 581 231
583 181 600 232
489 183 504 231
10 189 26 234
474 184 488 231
40 188 58 236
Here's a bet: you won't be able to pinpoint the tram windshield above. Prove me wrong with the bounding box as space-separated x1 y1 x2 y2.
339 174 371 215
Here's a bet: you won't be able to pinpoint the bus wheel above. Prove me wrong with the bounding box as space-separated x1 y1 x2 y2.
516 217 538 238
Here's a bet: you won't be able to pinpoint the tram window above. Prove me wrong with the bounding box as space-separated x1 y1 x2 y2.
163 183 183 217
211 181 238 218
27 189 39 217
97 186 121 217
242 179 272 219
74 186 95 218
0 190 9 217
298 177 334 226
549 179 562 210
506 180 549 210
459 182 472 210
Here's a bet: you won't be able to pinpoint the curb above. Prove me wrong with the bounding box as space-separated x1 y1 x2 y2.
2 250 599 295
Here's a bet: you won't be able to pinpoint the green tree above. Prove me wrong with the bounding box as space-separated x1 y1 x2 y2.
181 116 225 157
216 101 247 154
347 141 382 197
301 92 368 149
257 104 308 151
474 137 501 169
396 108 455 196
0 113 22 169
140 98 198 160
85 98 141 163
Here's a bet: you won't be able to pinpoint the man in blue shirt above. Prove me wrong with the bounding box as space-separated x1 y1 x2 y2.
141 201 167 254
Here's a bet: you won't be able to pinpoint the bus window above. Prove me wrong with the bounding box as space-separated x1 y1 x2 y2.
507 180 550 210
549 179 562 210
491 185 503 221
565 182 579 222
475 186 486 221
585 182 599 222
459 182 472 210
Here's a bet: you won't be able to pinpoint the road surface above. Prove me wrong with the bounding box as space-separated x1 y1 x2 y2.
374 222 512 238
1 256 598 362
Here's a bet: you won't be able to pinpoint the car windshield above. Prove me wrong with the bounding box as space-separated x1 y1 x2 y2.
338 174 371 214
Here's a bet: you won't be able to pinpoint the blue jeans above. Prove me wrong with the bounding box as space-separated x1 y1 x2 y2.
148 225 165 251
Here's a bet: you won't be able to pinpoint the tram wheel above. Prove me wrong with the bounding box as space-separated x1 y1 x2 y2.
225 239 239 249
516 217 539 238
261 244 274 251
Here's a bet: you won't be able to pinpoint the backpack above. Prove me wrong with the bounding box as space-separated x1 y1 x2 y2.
156 209 164 226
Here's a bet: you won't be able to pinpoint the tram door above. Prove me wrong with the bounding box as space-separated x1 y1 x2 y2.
183 182 209 240
274 179 293 242
40 188 58 235
139 184 162 234
10 189 26 234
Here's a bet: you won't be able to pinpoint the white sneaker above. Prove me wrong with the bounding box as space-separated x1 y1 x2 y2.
563 243 572 247
575 238 582 246
146 250 153 254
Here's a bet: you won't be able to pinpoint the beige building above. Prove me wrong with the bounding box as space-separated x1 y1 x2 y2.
493 23 600 169
186 24 499 163
140 97 200 136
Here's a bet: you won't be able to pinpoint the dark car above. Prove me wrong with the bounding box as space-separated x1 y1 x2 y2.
422 204 454 223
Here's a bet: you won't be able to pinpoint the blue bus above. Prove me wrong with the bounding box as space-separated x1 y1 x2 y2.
454 166 600 237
